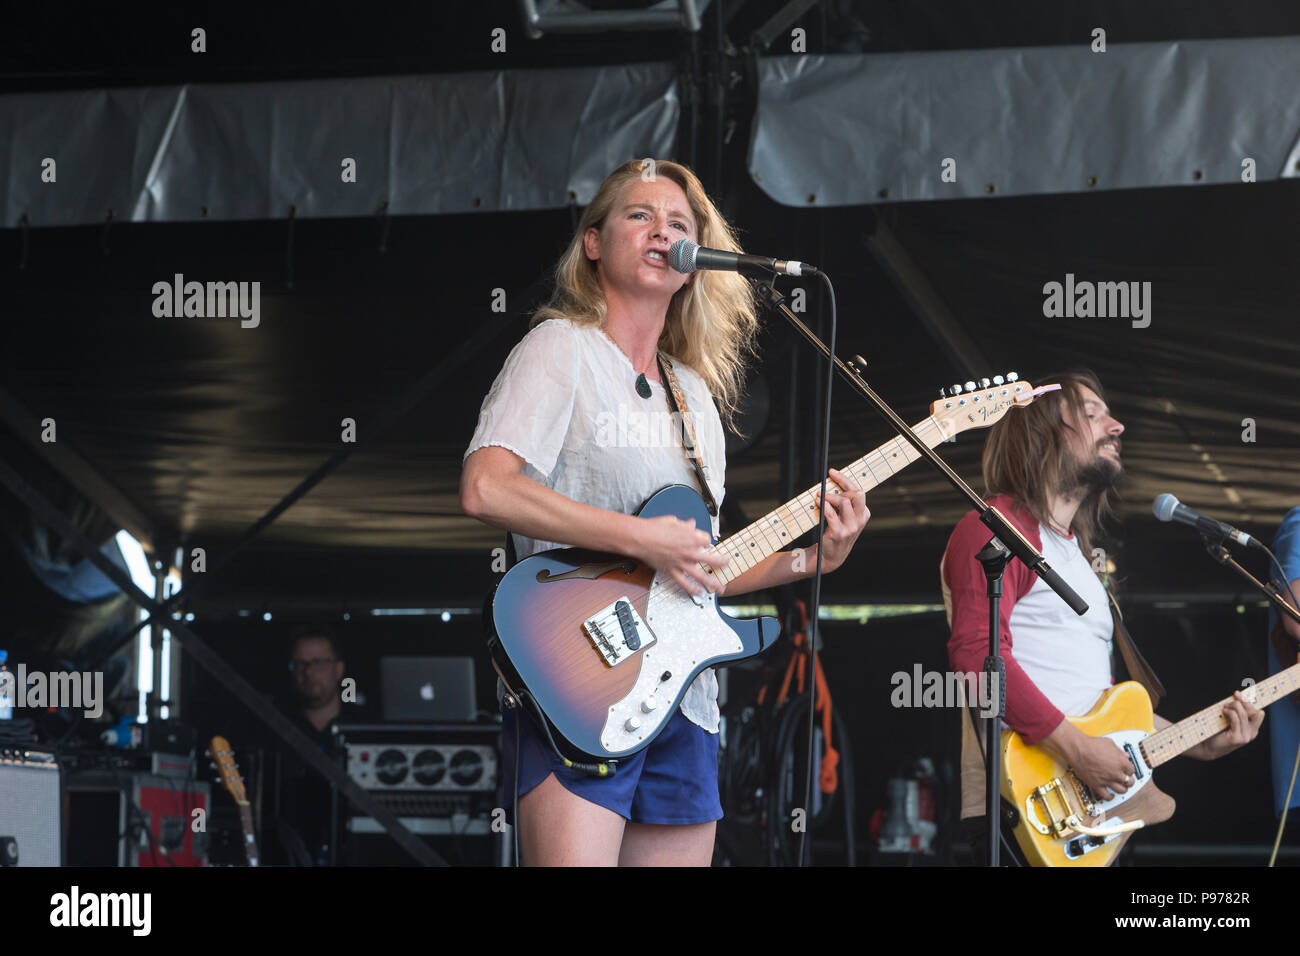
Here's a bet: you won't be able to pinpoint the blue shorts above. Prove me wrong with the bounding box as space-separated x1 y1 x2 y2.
500 704 724 826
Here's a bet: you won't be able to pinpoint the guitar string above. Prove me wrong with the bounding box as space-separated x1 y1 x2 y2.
591 387 1029 615
1143 666 1298 765
628 416 945 610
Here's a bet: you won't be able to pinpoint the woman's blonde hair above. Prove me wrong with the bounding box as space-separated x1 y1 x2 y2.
532 158 758 432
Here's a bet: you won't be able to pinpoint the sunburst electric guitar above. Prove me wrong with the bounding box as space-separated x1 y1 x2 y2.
485 375 1043 761
1003 665 1298 867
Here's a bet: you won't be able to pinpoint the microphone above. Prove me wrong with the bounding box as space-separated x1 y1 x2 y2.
668 238 819 278
1152 494 1265 551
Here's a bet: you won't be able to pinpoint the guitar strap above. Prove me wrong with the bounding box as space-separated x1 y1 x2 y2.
656 352 719 518
1105 586 1166 710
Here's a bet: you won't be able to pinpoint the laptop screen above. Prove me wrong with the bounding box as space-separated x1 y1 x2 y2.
379 656 477 723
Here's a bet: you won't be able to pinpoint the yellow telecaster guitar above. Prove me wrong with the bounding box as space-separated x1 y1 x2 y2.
1002 665 1299 867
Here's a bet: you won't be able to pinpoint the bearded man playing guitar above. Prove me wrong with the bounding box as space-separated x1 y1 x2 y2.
461 159 870 867
941 370 1264 865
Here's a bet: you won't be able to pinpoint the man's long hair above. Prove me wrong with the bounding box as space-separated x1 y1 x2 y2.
982 369 1117 556
531 159 758 433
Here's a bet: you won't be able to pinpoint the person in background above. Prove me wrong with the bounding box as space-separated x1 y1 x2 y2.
275 622 370 865
1267 507 1300 819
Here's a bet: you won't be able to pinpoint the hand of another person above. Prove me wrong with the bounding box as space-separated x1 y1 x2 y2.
1070 734 1137 802
1202 691 1265 758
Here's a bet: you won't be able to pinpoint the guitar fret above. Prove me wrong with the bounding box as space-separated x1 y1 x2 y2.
778 500 806 537
1146 661 1300 767
710 417 944 588
759 513 787 550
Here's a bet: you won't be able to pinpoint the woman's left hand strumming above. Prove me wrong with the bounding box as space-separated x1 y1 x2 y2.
814 467 870 573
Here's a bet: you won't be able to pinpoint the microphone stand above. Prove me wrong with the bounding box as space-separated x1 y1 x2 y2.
751 279 1088 867
1199 534 1300 627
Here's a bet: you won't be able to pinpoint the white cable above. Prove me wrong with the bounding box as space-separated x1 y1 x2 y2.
1269 737 1300 867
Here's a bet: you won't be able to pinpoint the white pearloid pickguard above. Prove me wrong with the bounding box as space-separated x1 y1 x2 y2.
599 573 742 754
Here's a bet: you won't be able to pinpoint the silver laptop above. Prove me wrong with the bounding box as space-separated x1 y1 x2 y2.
380 656 477 722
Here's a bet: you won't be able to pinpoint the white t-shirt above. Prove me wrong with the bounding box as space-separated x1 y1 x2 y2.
463 317 728 732
1006 526 1114 718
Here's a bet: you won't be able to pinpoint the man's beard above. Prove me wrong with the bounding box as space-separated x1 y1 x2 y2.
1064 443 1123 497
296 686 337 709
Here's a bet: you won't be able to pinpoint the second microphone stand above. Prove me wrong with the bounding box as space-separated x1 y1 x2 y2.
752 279 1089 867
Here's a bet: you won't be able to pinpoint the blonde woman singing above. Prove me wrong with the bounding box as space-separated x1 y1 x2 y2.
461 159 870 866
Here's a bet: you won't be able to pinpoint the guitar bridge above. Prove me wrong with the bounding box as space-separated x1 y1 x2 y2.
1068 770 1099 816
1025 776 1146 842
583 597 656 667
1025 777 1075 837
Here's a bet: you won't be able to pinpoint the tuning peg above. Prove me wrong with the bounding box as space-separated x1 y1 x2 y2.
964 381 976 392
980 378 991 389
948 384 962 396
1007 372 1018 382
993 375 1004 385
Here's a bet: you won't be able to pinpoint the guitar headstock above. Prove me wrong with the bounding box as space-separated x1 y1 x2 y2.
209 735 249 805
929 374 1048 439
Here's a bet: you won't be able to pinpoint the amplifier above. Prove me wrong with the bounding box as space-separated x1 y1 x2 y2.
66 770 210 867
338 723 499 794
0 749 62 866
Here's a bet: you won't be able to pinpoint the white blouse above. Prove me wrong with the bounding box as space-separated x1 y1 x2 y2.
463 317 728 732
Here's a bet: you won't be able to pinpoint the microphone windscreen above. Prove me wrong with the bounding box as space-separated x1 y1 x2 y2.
669 238 698 274
1152 493 1179 522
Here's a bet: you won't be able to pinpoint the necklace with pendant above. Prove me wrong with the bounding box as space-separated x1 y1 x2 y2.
602 328 656 399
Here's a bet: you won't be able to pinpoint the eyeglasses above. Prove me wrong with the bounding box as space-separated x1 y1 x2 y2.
289 658 338 673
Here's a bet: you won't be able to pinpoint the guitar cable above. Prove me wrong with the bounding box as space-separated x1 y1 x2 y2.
1270 736 1300 867
768 690 856 867
507 691 619 867
512 711 521 867
797 270 838 867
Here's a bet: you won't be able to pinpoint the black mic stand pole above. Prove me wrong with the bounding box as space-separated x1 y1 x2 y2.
751 279 1089 867
1199 534 1300 627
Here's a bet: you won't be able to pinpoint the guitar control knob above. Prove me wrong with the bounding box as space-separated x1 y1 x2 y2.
641 698 658 713
624 717 641 732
